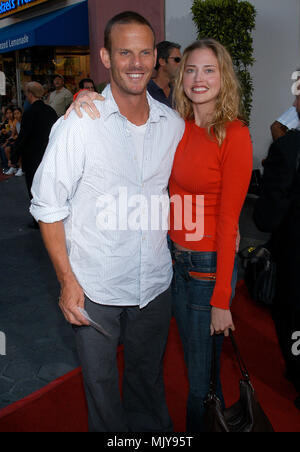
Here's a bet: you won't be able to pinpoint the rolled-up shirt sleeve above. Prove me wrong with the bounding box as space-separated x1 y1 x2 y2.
30 114 86 223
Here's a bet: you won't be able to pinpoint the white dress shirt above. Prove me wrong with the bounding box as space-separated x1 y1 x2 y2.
127 119 148 175
277 106 300 130
30 85 185 308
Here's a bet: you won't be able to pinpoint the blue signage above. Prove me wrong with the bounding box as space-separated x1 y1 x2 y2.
0 2 89 54
0 1 17 15
0 31 35 52
0 0 47 18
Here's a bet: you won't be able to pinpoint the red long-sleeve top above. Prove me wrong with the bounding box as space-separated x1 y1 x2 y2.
169 119 253 309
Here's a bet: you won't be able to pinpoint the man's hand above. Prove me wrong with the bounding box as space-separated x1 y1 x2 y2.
64 91 104 120
210 307 235 337
58 274 90 326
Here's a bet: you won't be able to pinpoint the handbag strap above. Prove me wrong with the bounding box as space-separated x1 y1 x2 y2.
210 334 218 394
228 331 250 381
209 332 251 394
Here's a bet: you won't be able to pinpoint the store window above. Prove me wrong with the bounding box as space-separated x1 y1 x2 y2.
0 52 17 107
0 46 90 109
53 47 90 94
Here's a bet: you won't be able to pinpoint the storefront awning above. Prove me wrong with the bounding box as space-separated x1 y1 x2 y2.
0 1 89 54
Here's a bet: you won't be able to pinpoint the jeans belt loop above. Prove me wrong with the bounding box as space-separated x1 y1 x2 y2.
183 268 191 282
188 252 194 268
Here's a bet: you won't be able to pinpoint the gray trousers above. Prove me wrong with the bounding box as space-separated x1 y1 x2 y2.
73 288 173 432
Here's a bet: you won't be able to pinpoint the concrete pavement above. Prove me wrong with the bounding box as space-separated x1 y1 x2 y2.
0 175 79 410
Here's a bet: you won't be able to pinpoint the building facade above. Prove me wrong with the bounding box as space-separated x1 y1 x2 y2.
0 0 299 166
0 0 165 108
0 0 91 105
164 0 300 168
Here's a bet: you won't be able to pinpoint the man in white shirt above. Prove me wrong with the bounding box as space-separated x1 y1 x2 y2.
270 72 300 141
30 11 185 432
270 106 300 141
48 75 73 117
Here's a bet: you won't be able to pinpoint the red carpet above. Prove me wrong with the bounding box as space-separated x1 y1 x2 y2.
0 282 299 432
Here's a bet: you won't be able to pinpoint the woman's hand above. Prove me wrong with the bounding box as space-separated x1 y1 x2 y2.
64 91 105 120
210 307 235 337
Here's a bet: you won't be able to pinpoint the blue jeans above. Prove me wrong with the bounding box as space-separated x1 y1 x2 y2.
170 245 238 432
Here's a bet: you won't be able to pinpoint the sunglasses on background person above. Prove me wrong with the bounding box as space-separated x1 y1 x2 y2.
167 57 182 63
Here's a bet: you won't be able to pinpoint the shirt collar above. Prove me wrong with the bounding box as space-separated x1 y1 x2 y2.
101 84 168 123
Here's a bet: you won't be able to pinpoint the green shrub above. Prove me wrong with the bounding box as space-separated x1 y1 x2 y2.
191 0 256 122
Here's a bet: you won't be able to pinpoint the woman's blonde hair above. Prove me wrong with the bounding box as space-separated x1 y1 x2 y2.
173 39 244 146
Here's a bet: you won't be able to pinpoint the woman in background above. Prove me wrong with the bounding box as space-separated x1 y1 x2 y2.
0 106 16 174
4 107 24 176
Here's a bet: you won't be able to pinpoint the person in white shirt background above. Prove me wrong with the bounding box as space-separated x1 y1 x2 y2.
30 11 185 433
270 71 300 142
271 105 300 142
48 74 73 118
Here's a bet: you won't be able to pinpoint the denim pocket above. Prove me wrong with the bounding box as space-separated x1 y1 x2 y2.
187 277 216 312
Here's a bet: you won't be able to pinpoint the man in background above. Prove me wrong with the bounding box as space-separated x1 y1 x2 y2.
254 91 300 411
12 82 57 227
270 105 300 141
48 75 73 117
147 41 181 108
270 71 300 141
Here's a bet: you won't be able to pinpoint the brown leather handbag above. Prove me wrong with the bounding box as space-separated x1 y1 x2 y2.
203 332 274 432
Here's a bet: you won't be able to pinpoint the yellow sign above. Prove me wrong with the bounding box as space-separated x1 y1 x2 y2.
0 0 50 19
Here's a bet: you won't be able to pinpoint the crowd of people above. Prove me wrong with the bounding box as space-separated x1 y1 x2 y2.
0 9 299 432
0 75 97 179
0 106 23 176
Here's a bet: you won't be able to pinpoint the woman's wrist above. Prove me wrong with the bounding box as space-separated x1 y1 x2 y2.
73 89 89 101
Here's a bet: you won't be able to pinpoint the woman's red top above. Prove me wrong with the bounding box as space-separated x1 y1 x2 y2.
169 119 253 309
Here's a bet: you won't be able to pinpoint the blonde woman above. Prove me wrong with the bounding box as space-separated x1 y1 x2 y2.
168 39 252 431
65 38 253 432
